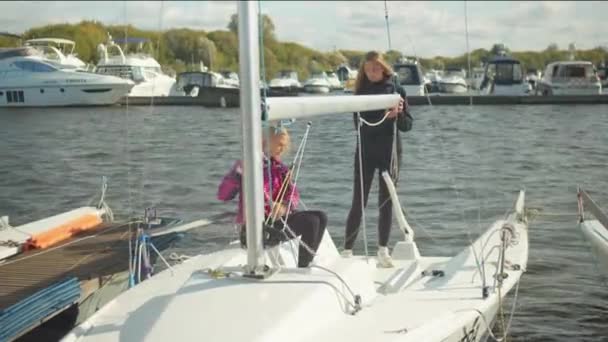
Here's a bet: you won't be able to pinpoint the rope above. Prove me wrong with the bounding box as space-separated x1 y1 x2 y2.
309 264 362 314
282 123 313 263
358 109 393 127
453 308 505 342
356 113 370 261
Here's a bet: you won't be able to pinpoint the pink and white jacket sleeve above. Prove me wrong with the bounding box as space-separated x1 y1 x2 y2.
217 160 242 201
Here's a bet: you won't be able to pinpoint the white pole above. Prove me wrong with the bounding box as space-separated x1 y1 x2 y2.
238 1 265 273
265 94 400 121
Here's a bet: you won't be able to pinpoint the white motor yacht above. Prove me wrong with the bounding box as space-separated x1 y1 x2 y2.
479 55 531 96
536 61 602 95
336 65 357 93
438 68 468 93
95 36 176 97
0 47 133 107
466 66 485 90
268 70 301 92
303 71 331 94
394 60 427 96
325 71 343 90
219 70 240 88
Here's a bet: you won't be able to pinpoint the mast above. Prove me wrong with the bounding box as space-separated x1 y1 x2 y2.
237 1 265 273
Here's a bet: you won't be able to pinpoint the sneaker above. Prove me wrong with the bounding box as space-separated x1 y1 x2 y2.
340 249 353 258
377 246 394 268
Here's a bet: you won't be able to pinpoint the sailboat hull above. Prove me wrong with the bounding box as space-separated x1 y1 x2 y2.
61 206 528 342
580 220 608 275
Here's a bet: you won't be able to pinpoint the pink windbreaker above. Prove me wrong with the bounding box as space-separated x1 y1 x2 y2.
217 157 300 225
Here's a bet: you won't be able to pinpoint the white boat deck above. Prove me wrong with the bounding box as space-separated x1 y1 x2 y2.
63 216 527 342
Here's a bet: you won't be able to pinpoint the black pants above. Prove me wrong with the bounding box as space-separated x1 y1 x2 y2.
241 210 327 267
344 141 399 250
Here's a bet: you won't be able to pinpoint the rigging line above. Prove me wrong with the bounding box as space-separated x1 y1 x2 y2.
284 123 312 218
280 124 313 262
356 113 370 261
259 0 274 218
383 0 399 184
464 0 472 106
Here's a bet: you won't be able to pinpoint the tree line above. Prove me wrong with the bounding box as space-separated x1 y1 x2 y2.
1 15 607 79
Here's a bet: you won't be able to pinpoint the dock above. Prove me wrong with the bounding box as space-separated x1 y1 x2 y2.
0 222 180 342
118 94 608 107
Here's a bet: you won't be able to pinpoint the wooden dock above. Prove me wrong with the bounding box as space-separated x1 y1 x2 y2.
0 222 180 341
117 94 608 107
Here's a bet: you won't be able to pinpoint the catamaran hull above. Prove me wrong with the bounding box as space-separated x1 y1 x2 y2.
580 220 608 275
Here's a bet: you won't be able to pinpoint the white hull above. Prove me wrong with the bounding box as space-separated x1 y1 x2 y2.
268 79 300 90
580 220 608 275
401 84 426 96
440 82 468 93
0 84 131 107
0 207 106 260
62 192 528 342
128 76 176 97
541 85 602 96
482 84 531 96
304 85 330 94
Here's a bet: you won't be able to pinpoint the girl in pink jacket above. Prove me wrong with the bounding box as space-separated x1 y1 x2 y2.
217 126 327 268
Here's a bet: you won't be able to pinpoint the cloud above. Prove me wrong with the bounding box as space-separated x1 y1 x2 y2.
0 1 606 57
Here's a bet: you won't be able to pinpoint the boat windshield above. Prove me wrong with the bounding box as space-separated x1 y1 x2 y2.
394 65 421 85
487 62 523 84
557 64 594 78
13 60 58 72
278 71 296 79
177 73 206 87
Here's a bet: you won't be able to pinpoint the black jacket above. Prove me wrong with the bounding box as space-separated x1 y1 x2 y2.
353 77 413 149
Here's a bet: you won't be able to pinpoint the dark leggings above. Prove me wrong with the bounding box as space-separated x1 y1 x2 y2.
283 210 327 267
241 210 327 268
344 145 395 250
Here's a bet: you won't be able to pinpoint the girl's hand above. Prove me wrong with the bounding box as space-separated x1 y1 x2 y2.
386 98 404 118
234 160 243 175
271 203 288 218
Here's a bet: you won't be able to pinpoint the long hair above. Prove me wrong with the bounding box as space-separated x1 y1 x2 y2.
354 51 394 94
262 125 291 157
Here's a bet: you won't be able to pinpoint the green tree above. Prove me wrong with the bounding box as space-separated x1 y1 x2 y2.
227 13 276 42
490 43 509 56
384 50 403 65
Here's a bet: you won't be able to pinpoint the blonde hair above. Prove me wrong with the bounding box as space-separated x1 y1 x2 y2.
263 125 291 156
354 51 394 94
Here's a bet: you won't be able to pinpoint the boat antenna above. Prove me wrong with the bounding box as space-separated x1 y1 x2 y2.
383 1 392 53
464 0 472 106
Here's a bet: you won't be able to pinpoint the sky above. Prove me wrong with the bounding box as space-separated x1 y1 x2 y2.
1 1 607 58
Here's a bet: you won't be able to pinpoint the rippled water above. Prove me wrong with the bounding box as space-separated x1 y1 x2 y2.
1 102 608 341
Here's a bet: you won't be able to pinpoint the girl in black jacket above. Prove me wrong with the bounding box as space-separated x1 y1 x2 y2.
342 51 413 267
